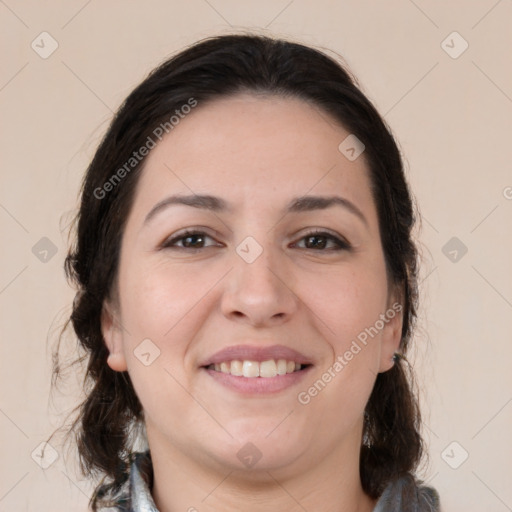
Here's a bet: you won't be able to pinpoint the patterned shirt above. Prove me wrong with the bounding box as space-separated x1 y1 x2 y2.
96 451 440 512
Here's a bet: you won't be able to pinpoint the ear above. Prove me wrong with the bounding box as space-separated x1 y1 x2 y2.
101 301 128 372
378 292 404 373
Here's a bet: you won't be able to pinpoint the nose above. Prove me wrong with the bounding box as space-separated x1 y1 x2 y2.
220 245 299 328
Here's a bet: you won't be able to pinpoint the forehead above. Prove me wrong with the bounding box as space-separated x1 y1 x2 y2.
130 93 375 219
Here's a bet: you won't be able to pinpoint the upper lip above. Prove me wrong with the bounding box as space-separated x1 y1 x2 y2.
199 344 314 367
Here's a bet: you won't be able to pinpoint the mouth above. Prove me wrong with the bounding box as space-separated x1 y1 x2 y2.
202 359 312 378
198 344 314 394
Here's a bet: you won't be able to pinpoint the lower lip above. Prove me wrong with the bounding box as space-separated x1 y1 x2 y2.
202 366 313 395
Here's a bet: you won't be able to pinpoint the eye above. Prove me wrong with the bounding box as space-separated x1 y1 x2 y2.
161 230 221 250
292 230 351 251
160 229 350 252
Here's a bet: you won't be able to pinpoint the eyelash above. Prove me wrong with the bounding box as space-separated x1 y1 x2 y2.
161 229 351 252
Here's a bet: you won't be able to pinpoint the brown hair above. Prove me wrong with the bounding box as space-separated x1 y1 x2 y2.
56 33 423 509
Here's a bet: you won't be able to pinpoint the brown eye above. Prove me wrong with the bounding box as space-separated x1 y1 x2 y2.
294 231 351 251
304 234 329 249
162 230 219 250
180 233 206 248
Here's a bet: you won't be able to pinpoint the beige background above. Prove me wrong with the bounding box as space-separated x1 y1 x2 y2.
1 1 511 510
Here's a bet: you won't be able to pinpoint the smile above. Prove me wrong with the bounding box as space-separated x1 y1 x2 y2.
199 344 314 393
205 359 310 378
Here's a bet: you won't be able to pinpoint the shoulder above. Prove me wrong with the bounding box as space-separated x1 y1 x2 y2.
94 451 155 511
373 473 441 512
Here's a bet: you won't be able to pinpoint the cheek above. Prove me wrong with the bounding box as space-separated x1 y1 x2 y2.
119 260 210 338
298 266 387 430
117 258 227 379
115 261 214 426
300 259 389 349
301 258 389 422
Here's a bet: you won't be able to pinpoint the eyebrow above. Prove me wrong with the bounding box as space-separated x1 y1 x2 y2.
286 195 368 226
143 193 368 226
144 194 231 225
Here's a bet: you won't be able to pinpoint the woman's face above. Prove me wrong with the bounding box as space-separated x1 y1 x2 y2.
103 94 402 475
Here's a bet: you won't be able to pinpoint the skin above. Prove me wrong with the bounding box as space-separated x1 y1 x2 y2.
102 94 403 512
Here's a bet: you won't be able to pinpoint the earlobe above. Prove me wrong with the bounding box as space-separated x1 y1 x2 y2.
378 300 404 373
107 352 128 372
101 303 128 372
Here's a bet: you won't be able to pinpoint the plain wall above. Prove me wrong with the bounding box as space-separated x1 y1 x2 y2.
1 1 511 510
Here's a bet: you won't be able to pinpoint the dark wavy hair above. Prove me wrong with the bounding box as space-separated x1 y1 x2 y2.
56 33 423 509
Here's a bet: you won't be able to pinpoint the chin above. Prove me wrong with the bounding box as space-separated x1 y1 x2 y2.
206 420 308 473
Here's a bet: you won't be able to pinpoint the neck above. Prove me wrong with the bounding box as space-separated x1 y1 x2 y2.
146 425 377 512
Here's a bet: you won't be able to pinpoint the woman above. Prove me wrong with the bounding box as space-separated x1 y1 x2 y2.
59 34 441 511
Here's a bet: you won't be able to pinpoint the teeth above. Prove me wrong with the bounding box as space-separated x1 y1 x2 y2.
208 359 305 378
242 360 259 378
260 360 277 378
276 359 287 375
230 360 243 376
